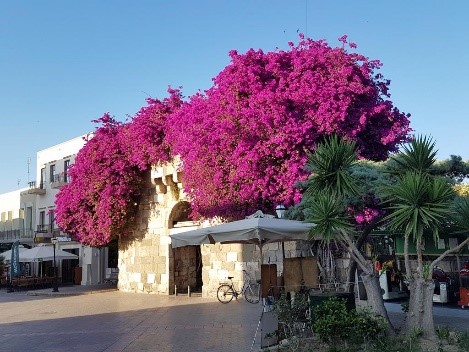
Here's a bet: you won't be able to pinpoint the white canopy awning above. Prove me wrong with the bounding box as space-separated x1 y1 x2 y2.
170 215 315 248
0 246 29 263
19 244 79 262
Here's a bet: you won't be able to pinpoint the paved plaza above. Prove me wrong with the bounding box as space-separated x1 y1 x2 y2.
0 286 468 352
0 287 262 352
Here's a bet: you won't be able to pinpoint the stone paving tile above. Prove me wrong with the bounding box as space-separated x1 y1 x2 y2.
0 288 263 352
2 286 468 352
0 286 469 352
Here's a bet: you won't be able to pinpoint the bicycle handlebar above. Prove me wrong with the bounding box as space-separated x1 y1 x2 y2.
242 269 254 279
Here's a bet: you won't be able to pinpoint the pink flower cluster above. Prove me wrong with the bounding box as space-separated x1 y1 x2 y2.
168 36 410 219
347 195 385 229
55 93 182 246
354 207 380 224
55 36 411 246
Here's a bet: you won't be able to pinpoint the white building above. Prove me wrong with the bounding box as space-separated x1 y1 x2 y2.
0 188 34 249
1 135 110 286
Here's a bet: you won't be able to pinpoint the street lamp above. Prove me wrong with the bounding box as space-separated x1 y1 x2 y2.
275 204 286 219
51 237 59 292
275 204 287 259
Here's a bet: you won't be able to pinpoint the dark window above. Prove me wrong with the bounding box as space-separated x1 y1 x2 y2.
49 210 55 230
50 164 56 182
64 160 70 182
39 211 45 225
40 168 46 188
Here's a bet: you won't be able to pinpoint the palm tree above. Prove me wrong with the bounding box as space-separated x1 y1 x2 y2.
381 136 466 339
303 135 395 334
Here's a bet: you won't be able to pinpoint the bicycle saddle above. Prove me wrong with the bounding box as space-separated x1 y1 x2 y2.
228 276 234 280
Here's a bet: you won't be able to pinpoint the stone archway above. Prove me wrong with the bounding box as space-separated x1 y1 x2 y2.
168 201 192 229
168 201 203 293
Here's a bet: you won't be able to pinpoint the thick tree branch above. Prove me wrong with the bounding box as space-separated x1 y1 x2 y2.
431 237 469 268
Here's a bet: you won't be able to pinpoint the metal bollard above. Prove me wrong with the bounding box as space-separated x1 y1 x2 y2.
175 285 177 296
188 285 191 297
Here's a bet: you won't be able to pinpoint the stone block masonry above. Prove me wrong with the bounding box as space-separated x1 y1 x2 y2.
117 161 313 297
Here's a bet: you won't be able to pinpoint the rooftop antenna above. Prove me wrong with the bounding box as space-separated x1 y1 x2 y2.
27 157 31 183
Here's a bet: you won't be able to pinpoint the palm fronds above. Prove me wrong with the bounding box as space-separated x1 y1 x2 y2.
305 135 359 198
387 135 437 174
382 172 454 242
304 192 355 242
451 197 469 234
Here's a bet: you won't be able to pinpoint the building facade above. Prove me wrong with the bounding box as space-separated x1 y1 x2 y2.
0 188 34 251
117 161 313 297
1 135 108 285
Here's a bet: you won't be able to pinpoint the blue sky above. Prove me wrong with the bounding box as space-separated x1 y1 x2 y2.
1 1 468 194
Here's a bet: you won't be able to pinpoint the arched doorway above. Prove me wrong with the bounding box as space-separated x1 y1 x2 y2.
168 202 202 294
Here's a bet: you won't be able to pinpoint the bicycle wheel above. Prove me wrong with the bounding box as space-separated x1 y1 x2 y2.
217 284 235 304
244 282 260 304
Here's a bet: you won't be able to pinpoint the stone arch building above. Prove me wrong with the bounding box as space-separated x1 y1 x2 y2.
117 161 311 297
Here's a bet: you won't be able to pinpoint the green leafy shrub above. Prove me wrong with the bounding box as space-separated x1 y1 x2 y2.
312 297 385 345
435 328 469 351
312 297 352 342
350 308 387 345
457 331 469 351
436 326 451 341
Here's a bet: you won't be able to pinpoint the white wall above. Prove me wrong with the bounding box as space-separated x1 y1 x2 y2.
0 188 26 218
0 188 28 235
35 135 88 220
29 134 107 285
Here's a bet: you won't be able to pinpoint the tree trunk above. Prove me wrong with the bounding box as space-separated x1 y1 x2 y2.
337 232 394 335
345 225 375 293
346 260 357 293
405 278 436 340
402 238 437 340
361 270 395 336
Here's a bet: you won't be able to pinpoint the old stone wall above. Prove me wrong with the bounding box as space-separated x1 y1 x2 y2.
201 240 314 298
118 164 182 294
117 161 319 297
118 201 175 294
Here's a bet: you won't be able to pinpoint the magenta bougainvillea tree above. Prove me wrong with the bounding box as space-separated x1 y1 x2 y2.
55 93 182 246
122 89 183 169
54 114 141 246
56 35 411 246
167 35 411 219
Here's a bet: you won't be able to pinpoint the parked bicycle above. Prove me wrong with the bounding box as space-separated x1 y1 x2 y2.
217 270 260 304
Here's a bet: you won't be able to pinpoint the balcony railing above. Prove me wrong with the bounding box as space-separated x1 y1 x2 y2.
36 224 52 233
27 181 46 195
34 230 72 244
34 225 61 243
51 173 68 189
0 229 35 242
0 228 73 244
36 224 61 235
